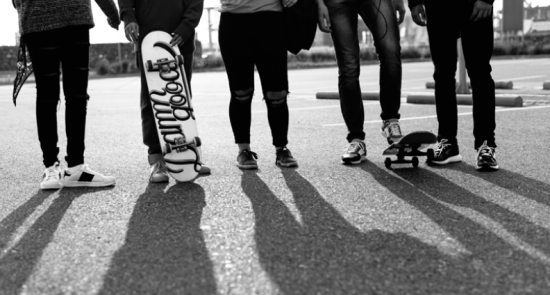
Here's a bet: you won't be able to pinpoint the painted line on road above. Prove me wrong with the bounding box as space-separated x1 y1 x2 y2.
200 101 381 118
322 105 550 127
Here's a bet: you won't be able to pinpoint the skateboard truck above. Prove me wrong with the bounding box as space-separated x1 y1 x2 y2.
165 136 202 153
146 55 185 72
384 146 434 168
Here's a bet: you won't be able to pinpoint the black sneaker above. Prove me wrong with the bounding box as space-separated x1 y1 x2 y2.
237 149 258 170
341 141 367 165
276 147 298 168
432 139 462 165
476 141 499 171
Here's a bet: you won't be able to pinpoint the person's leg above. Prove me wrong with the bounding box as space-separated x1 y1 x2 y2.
358 0 401 121
460 3 498 171
425 1 460 144
325 0 367 164
460 4 496 150
219 13 258 169
137 50 163 166
61 25 115 187
252 11 297 168
425 1 462 165
24 30 62 168
24 29 63 189
61 26 90 168
326 0 365 143
358 0 403 143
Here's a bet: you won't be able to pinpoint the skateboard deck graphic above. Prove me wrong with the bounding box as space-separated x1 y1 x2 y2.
142 31 202 182
382 131 436 168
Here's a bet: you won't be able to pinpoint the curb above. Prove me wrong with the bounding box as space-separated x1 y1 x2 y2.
407 94 523 107
316 92 379 100
425 81 514 89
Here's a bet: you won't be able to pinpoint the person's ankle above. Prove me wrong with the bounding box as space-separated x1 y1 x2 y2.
238 144 251 152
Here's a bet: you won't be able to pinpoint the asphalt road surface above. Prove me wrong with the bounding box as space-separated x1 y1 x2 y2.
1 58 549 294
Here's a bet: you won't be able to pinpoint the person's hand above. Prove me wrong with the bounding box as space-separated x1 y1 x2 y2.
124 22 139 43
282 0 298 8
394 0 406 25
317 1 331 33
107 17 120 30
471 0 492 21
170 33 184 47
411 4 427 26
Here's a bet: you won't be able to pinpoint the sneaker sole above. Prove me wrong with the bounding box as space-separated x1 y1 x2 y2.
62 180 116 187
40 183 61 190
476 163 500 171
237 162 258 170
341 155 367 165
276 160 298 168
431 155 462 165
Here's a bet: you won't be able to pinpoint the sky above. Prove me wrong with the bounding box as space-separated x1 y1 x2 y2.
0 0 548 47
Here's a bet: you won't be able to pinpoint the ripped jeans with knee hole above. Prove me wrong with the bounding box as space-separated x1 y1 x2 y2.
219 11 290 147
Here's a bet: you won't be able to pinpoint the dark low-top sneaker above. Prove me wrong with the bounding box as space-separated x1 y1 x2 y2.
476 141 499 171
432 139 462 165
237 149 258 170
276 147 298 168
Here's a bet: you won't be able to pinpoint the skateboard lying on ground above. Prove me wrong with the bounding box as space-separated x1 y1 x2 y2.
142 31 202 182
382 131 437 168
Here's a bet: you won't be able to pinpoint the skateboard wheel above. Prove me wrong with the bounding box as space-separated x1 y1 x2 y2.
194 136 202 147
426 149 434 164
165 143 172 153
146 60 154 71
176 55 184 66
384 157 392 169
412 157 419 168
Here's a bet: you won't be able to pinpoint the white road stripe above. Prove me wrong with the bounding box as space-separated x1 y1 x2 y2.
322 105 550 127
501 75 546 81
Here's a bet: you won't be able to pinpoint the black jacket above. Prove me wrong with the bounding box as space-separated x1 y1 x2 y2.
118 0 203 53
285 0 318 55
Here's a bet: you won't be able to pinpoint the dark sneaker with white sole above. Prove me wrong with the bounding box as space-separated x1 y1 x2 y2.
276 147 298 168
432 139 462 165
341 141 367 165
237 149 258 170
476 141 499 171
150 161 169 183
62 164 116 187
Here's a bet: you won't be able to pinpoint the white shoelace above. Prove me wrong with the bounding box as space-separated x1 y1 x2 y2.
434 141 451 156
44 167 60 181
478 145 495 158
388 122 402 137
345 142 363 153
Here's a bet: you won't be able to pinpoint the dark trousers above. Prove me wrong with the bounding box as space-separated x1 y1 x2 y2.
24 25 90 168
137 49 194 165
425 0 496 149
218 12 290 147
325 0 402 142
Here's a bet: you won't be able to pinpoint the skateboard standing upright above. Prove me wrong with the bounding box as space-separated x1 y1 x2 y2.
141 31 202 182
382 131 436 168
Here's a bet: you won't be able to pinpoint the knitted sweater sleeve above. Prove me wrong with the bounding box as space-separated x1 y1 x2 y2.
173 0 204 43
94 0 121 25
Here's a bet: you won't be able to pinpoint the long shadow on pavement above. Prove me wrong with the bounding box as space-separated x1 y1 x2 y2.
0 190 55 252
98 182 217 295
390 165 550 257
0 187 110 293
444 163 550 207
360 162 550 293
241 168 550 294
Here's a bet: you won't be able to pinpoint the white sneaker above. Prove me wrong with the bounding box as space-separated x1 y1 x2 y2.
381 120 404 144
62 164 116 187
40 162 62 190
150 161 169 183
